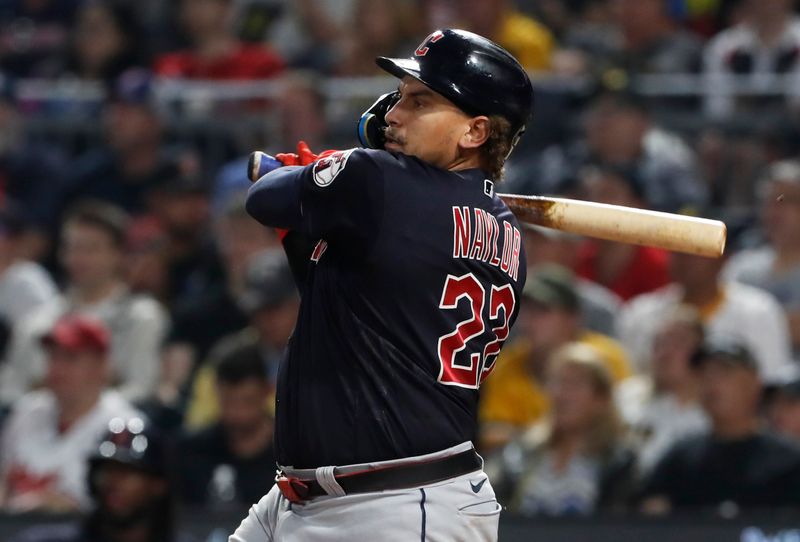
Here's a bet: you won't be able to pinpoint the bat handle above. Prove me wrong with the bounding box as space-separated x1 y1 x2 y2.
248 151 283 182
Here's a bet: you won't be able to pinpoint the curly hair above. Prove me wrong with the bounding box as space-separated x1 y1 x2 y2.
483 116 514 182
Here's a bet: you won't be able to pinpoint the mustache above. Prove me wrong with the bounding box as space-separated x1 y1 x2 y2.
383 127 405 145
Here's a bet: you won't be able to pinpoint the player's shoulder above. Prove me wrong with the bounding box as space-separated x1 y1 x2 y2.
310 148 447 189
308 148 384 188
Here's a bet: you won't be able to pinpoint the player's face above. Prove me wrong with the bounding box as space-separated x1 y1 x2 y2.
384 77 478 169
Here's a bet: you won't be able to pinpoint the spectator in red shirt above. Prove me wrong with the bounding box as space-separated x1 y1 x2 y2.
575 163 670 301
154 0 284 80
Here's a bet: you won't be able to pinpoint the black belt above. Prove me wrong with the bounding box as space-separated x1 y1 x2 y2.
276 449 482 503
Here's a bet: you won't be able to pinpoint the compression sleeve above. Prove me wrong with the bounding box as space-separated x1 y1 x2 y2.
245 165 305 229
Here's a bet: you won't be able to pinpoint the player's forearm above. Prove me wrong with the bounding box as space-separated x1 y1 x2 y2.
246 167 305 229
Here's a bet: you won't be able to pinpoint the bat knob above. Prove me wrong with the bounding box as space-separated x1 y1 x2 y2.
248 151 283 183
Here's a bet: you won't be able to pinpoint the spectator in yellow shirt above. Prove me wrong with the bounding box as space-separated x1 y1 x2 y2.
458 0 555 71
479 265 631 453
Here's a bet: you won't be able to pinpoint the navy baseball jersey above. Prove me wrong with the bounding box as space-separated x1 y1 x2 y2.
246 148 526 468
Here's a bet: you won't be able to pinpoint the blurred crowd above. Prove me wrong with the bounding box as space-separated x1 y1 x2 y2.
2 0 800 537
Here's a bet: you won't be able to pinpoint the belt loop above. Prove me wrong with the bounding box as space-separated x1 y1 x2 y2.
315 466 346 497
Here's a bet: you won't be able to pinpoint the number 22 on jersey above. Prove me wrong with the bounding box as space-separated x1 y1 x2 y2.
437 273 516 389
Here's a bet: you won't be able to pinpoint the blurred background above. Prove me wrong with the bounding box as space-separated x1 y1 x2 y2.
1 0 800 540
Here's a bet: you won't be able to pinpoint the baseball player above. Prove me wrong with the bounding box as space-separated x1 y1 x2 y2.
231 29 533 542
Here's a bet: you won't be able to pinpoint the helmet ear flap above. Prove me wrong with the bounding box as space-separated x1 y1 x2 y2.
357 91 400 150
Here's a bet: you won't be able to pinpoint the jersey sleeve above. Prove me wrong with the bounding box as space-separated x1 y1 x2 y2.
246 149 385 249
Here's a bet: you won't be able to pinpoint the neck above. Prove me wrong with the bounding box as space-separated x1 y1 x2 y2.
448 153 484 175
713 415 759 440
59 389 103 430
74 279 122 305
227 418 273 458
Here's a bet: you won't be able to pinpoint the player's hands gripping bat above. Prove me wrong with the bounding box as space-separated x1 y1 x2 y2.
248 141 339 182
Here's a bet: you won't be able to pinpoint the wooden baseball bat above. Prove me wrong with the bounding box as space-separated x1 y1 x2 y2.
499 194 726 258
249 151 726 257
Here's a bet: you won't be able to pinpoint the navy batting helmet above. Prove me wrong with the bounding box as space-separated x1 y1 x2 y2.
376 29 533 144
88 417 168 494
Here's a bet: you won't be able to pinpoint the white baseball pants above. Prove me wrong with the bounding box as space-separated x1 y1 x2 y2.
229 442 500 542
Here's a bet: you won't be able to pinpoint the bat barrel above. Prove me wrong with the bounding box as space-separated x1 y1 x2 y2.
499 194 727 258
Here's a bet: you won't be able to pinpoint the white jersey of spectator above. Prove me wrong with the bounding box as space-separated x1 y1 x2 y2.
618 282 794 383
0 287 167 405
615 376 709 474
0 389 141 509
703 16 800 117
724 246 800 359
0 260 57 323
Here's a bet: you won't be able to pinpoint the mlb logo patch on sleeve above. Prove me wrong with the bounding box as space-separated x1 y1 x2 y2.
313 149 355 187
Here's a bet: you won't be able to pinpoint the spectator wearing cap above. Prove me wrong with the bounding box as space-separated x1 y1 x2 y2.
0 201 168 405
10 417 197 542
724 160 800 360
766 377 800 442
575 163 671 302
0 315 141 513
183 247 298 429
639 337 800 514
619 230 794 381
479 266 631 453
60 68 200 217
616 306 709 475
523 229 622 338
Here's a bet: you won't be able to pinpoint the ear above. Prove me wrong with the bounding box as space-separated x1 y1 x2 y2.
458 116 490 150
